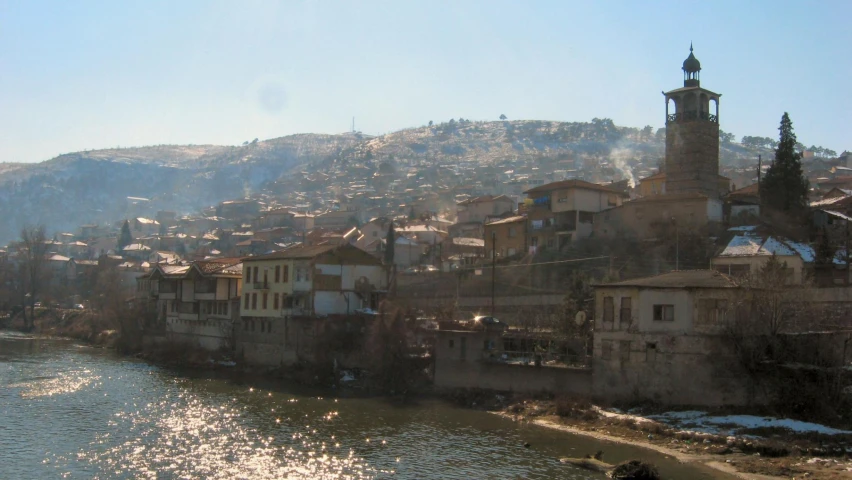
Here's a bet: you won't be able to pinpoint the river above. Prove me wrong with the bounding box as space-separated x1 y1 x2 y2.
0 331 733 479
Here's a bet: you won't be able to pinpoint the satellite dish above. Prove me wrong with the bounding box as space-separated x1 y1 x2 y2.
574 311 587 326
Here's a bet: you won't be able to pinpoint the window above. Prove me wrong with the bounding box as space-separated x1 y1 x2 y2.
508 227 516 238
273 293 279 310
282 265 289 283
275 265 281 283
262 293 268 309
653 304 674 322
619 340 631 362
251 293 257 309
607 194 618 207
372 230 377 237
244 294 249 309
532 220 543 230
253 266 259 284
603 296 614 322
296 268 302 282
646 342 657 362
698 299 728 325
601 339 613 360
223 302 228 316
619 297 632 325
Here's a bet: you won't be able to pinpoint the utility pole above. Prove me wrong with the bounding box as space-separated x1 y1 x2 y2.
491 231 496 318
757 155 762 186
846 218 850 286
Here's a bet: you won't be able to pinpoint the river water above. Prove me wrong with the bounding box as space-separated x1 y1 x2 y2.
0 332 732 479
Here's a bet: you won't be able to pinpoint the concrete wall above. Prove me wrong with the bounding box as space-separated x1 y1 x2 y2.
235 316 317 367
592 331 749 406
434 330 592 394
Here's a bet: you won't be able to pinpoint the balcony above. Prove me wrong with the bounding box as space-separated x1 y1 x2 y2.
252 281 270 291
666 111 718 124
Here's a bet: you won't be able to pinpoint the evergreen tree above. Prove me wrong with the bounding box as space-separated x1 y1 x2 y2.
118 220 132 251
384 223 395 266
760 113 809 211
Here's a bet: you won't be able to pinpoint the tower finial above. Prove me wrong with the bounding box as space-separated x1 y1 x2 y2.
690 42 693 52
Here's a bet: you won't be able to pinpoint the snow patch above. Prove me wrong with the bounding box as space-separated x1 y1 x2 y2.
646 411 852 436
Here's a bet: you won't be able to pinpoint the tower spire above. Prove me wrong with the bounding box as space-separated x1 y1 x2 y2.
690 42 693 52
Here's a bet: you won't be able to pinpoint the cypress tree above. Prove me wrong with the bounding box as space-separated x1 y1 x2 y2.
760 112 809 211
118 220 133 251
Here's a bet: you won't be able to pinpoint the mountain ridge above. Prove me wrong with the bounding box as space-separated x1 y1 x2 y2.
0 119 776 245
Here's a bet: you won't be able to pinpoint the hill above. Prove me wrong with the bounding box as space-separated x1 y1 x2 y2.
0 120 774 245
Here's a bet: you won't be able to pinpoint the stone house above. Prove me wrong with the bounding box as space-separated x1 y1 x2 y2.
138 259 243 351
522 179 626 250
593 270 748 405
593 192 723 240
484 215 527 259
456 195 515 224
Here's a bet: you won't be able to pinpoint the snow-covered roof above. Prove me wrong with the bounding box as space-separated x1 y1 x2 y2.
719 235 762 256
727 225 757 232
718 234 815 263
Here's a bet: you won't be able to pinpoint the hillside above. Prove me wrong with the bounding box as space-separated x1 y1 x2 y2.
0 120 774 245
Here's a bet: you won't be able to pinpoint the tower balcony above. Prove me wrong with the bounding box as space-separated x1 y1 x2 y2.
666 111 718 124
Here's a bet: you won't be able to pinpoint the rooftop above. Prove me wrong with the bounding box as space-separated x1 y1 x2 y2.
602 270 738 289
523 179 627 196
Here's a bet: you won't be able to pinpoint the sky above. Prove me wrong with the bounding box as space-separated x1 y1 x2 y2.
0 0 849 163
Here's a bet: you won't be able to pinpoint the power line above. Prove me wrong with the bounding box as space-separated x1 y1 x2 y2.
455 255 609 271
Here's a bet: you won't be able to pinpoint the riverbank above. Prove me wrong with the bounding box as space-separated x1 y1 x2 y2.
493 396 852 480
5 308 118 347
7 318 851 478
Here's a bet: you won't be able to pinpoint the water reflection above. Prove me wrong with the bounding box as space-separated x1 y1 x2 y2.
0 333 727 479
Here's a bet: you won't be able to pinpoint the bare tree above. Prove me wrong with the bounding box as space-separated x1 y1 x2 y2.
19 225 49 331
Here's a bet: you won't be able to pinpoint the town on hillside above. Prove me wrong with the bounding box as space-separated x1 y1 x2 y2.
2 47 852 434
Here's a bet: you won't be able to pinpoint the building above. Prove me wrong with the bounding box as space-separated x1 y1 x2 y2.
484 215 527 259
139 259 243 351
521 180 626 250
711 229 814 284
663 44 723 198
594 193 723 240
639 172 730 199
593 270 747 405
456 195 515 224
237 244 387 366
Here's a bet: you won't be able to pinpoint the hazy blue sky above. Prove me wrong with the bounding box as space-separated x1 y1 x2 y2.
1 0 849 163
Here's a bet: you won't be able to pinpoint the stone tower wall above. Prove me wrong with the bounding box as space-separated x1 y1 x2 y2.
664 120 720 197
